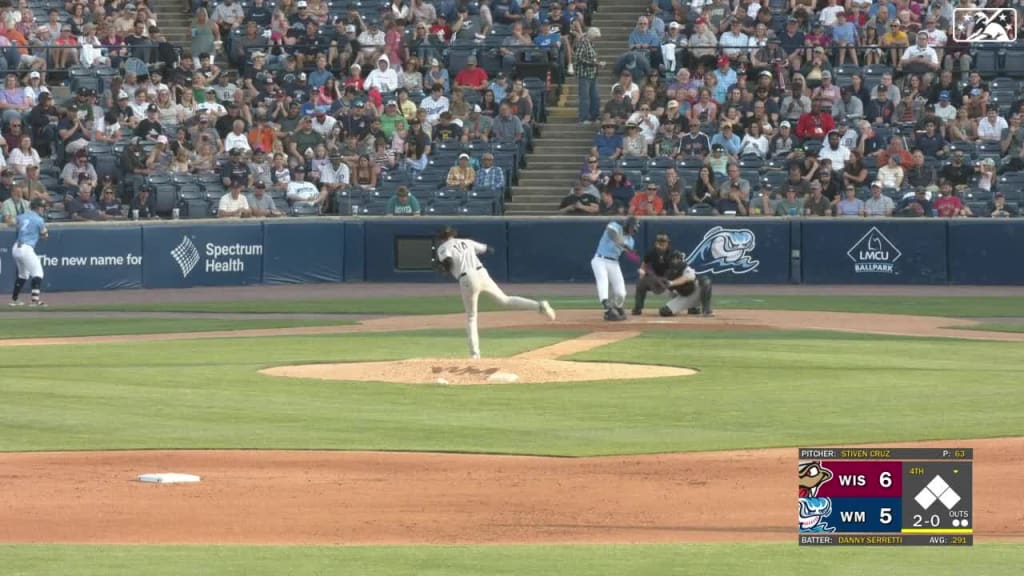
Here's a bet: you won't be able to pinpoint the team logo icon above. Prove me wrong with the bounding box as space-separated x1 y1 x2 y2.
847 226 902 274
170 236 201 278
687 226 760 275
953 8 1018 43
799 460 836 533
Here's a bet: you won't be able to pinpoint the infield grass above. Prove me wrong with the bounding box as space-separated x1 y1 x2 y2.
0 542 1014 576
0 317 352 339
950 322 1024 333
0 329 1020 455
49 294 1024 317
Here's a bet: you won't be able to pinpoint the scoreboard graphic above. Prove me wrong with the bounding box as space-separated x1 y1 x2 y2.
798 448 973 546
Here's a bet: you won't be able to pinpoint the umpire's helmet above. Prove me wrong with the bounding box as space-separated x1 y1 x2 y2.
669 250 686 268
623 216 639 235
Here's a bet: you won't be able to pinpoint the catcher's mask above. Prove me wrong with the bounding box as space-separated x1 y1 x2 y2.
623 216 639 235
669 250 686 268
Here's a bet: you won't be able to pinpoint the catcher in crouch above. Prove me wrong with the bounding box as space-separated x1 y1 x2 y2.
650 248 714 317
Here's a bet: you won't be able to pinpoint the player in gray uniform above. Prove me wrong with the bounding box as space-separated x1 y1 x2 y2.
435 226 556 359
657 250 714 317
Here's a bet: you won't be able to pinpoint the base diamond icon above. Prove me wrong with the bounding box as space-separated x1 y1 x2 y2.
915 475 961 510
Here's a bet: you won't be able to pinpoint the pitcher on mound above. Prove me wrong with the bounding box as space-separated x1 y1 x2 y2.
435 226 556 359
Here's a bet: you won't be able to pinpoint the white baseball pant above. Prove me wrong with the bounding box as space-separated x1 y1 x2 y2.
460 267 540 358
12 244 43 279
662 269 701 314
591 255 625 307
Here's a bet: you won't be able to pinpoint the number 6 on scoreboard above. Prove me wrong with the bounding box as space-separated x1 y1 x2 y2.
880 508 892 525
880 471 892 488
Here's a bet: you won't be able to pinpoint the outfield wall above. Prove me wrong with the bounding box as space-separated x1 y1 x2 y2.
0 218 1021 291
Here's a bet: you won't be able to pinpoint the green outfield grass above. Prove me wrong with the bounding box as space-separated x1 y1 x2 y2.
0 318 352 339
48 295 1024 317
0 542 1012 576
0 329 1020 455
951 322 1024 333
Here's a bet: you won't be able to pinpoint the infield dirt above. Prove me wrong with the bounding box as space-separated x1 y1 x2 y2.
1 307 1021 545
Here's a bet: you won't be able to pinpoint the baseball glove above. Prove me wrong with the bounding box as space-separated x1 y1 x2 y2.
676 281 697 296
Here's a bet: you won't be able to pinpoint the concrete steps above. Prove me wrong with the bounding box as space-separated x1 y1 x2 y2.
505 1 643 214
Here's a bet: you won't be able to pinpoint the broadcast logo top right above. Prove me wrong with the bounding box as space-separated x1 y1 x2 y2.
953 8 1018 43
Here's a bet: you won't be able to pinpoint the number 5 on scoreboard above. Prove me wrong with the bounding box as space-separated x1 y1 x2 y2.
880 471 892 488
880 508 892 525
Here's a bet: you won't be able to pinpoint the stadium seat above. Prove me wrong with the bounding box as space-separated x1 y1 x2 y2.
461 199 496 215
177 184 203 201
967 201 990 217
426 199 462 215
153 185 179 215
289 203 321 217
688 205 715 216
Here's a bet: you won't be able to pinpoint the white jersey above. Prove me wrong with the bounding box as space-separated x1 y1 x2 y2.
436 237 487 279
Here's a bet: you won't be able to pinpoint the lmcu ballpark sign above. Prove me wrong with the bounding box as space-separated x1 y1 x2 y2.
847 227 903 274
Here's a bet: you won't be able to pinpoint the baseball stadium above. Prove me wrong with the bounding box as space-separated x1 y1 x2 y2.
1 0 1024 572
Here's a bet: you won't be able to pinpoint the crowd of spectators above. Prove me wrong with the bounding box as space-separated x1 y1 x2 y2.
564 0 1023 219
0 0 595 221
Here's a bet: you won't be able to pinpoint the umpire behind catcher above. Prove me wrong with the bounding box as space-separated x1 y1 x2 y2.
631 232 675 316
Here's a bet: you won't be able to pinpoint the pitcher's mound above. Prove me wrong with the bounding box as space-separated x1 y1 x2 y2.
261 358 696 385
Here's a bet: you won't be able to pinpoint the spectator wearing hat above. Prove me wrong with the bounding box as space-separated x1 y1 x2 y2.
833 87 864 124
377 100 407 141
61 149 97 188
68 182 109 221
864 181 895 216
620 122 645 158
803 180 831 216
248 182 282 217
452 54 487 92
715 181 748 216
134 104 166 140
812 71 840 106
286 116 325 165
610 71 640 104
286 165 327 207
627 103 660 150
765 120 794 159
447 153 476 190
464 105 493 142
880 20 909 66
432 111 463 143
218 181 252 218
750 35 788 80
603 85 634 125
592 121 623 160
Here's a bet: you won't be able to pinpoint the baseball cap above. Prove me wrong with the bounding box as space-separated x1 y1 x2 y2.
297 0 307 6
147 104 158 112
939 91 951 100
717 55 730 67
28 71 39 79
871 180 883 188
458 153 470 160
712 143 725 151
821 70 832 80
157 135 169 144
386 100 397 106
118 90 129 99
669 21 680 29
780 120 791 128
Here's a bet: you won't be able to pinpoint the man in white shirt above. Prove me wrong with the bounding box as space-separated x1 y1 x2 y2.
627 105 660 146
420 84 450 124
286 166 327 208
198 88 227 117
718 18 749 59
817 130 852 171
977 108 1008 143
900 32 939 79
933 91 957 123
864 181 895 216
319 152 350 196
357 21 386 66
218 182 252 218
311 108 337 138
223 119 251 153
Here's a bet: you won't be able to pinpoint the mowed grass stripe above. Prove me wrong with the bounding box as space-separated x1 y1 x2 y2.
39 295 1024 318
0 330 1019 455
0 543 1014 576
0 318 354 339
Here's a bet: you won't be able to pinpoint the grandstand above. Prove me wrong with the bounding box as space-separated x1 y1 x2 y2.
0 0 1021 222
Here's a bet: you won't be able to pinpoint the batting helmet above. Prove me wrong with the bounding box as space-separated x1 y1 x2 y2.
623 216 639 235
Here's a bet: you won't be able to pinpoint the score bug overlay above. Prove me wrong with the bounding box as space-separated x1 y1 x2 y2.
798 448 972 546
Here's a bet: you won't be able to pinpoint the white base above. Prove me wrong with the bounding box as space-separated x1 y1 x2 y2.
487 372 520 383
138 473 201 484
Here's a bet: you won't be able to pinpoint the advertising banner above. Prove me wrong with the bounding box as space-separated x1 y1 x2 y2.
0 226 142 292
948 220 1024 284
801 221 947 284
142 223 264 288
646 219 792 284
